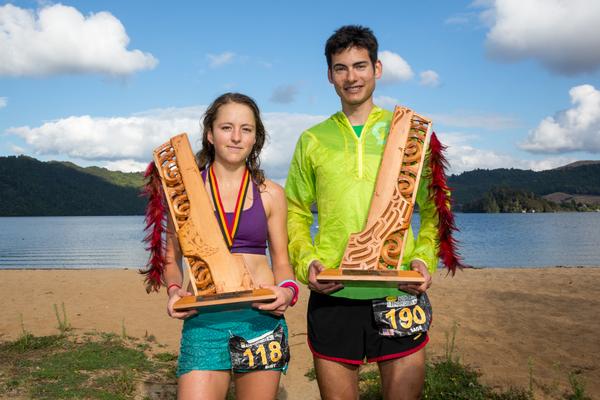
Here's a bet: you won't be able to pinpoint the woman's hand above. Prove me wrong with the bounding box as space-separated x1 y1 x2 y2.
167 287 198 320
252 284 294 316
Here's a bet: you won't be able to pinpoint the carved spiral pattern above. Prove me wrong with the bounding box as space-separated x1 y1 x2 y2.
378 115 427 268
190 259 216 295
381 231 404 266
341 111 430 271
156 142 215 294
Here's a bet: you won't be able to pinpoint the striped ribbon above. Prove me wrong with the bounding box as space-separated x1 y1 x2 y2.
208 165 250 249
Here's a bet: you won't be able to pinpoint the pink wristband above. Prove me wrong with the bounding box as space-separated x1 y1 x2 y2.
167 283 182 294
278 280 299 306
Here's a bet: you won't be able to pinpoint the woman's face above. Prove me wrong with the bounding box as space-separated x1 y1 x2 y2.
208 102 257 166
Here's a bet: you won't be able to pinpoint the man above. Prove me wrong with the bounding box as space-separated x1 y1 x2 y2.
285 25 444 399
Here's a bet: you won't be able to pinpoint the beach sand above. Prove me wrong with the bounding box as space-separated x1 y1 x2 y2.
1 267 598 399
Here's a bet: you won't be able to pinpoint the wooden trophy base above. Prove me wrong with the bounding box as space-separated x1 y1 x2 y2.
173 288 277 311
316 269 425 286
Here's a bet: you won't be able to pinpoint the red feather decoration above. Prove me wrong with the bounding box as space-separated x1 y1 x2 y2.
140 161 166 292
428 132 465 274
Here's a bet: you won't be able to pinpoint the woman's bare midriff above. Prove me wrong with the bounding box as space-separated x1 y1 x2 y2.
240 253 275 287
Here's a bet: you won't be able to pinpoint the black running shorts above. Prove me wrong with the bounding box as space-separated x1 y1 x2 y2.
307 291 429 364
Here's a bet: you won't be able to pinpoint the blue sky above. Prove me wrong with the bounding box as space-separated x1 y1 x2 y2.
1 0 600 180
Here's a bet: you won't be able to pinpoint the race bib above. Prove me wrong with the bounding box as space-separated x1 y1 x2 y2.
228 324 289 370
372 293 432 337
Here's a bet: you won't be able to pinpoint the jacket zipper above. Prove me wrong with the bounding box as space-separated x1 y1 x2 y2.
357 132 363 179
341 114 366 179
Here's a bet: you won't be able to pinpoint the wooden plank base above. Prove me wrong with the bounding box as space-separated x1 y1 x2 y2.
316 269 425 286
173 288 276 310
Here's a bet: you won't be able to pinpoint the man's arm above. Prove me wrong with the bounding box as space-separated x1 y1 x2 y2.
285 133 318 284
399 157 440 295
411 159 441 275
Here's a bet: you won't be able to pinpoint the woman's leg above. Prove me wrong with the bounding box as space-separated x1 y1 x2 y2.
177 370 231 400
233 370 282 400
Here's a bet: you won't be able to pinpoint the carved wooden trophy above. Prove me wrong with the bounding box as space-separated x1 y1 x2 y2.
153 133 276 310
317 105 431 285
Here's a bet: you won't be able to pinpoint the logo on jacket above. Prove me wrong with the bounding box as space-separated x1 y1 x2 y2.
370 121 389 145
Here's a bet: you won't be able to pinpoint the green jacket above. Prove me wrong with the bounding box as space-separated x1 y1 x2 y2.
285 106 440 300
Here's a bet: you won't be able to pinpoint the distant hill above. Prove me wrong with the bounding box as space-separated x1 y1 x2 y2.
0 156 146 216
2 155 599 216
449 162 600 212
553 160 600 169
55 161 144 188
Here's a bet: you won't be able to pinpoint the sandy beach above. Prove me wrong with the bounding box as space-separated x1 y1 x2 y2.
1 267 598 399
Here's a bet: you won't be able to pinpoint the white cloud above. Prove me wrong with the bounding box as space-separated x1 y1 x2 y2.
4 105 325 176
270 84 299 104
10 144 25 154
262 112 326 180
207 52 236 68
374 101 520 131
481 0 600 74
0 97 6 108
259 61 273 69
444 14 472 25
104 159 147 172
6 104 579 174
374 95 400 110
0 4 157 77
438 132 515 173
429 111 520 130
521 84 600 154
378 50 413 83
419 70 440 87
438 131 575 174
6 107 206 163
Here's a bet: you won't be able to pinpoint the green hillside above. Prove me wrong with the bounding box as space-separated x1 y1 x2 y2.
0 156 146 216
55 161 144 188
449 162 600 212
1 155 599 216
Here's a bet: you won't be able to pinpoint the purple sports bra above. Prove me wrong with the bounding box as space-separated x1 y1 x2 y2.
201 169 268 255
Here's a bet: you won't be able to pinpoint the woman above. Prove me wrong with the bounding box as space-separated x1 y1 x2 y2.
158 93 297 399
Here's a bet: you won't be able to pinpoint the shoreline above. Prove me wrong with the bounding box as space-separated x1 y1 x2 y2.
2 210 600 217
1 264 599 271
2 267 599 399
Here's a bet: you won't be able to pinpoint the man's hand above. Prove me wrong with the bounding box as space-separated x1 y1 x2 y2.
307 260 344 294
398 259 432 295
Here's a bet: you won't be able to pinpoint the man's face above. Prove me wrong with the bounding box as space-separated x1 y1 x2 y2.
328 46 382 108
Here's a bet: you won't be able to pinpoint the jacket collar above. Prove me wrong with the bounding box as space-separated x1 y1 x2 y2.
331 105 383 127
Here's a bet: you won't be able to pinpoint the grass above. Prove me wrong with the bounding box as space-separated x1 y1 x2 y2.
53 302 72 334
304 324 592 400
423 359 532 400
0 331 177 399
305 361 533 400
566 371 591 400
1 326 592 399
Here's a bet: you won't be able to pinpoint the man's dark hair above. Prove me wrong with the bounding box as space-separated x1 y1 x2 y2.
325 25 378 69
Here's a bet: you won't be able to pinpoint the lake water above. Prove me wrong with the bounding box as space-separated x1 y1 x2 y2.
0 213 599 269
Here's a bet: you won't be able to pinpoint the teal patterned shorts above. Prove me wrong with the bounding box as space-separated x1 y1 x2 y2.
177 307 288 377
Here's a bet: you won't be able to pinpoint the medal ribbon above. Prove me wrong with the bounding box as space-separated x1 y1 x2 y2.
208 165 250 249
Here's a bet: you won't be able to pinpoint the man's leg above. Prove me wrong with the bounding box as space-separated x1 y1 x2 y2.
377 347 425 400
308 291 366 399
314 357 360 400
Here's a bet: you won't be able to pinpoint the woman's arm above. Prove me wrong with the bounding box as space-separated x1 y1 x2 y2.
254 179 296 315
263 180 295 283
164 214 198 319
